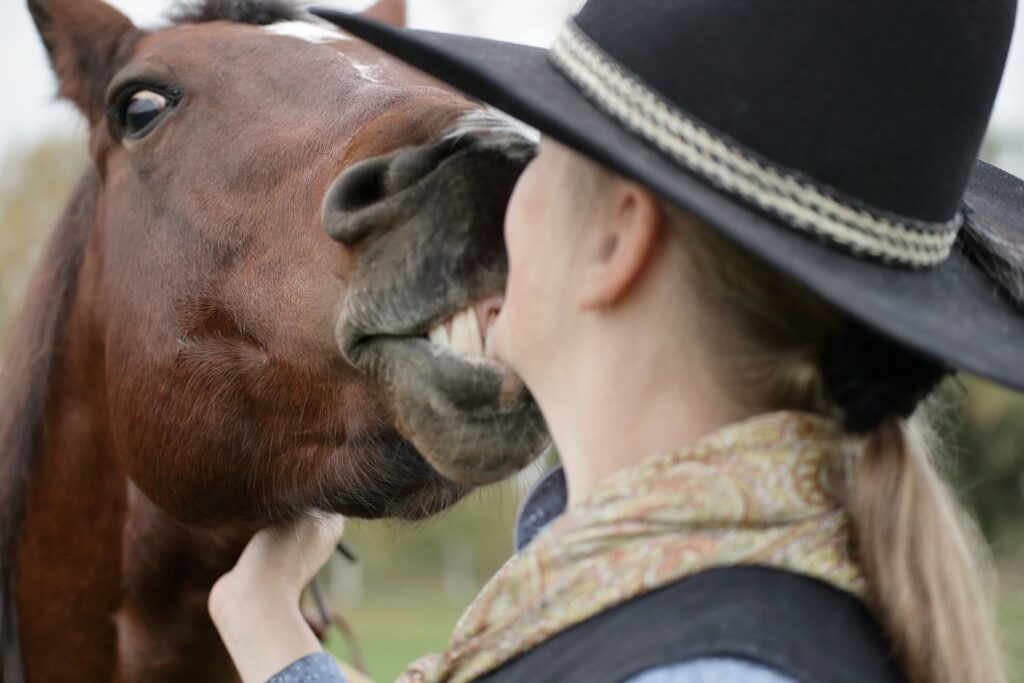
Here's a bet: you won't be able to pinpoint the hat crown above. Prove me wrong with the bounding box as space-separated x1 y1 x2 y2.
574 0 1017 223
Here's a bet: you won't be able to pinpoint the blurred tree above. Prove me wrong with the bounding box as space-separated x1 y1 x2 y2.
947 379 1024 558
0 136 86 348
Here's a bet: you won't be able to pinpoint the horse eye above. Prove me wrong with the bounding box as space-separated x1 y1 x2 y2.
121 90 170 138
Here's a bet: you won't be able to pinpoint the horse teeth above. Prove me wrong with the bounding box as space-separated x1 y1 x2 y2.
449 307 484 357
428 305 492 358
429 323 451 348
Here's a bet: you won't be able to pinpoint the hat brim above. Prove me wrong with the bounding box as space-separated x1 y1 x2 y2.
312 9 1024 393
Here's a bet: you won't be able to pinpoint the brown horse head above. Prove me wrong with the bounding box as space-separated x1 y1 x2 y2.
12 0 546 528
2 0 548 680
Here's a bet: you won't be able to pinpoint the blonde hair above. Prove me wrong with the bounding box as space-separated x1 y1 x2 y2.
569 153 1006 683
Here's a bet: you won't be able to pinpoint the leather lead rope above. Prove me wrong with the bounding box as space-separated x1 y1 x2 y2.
305 544 367 674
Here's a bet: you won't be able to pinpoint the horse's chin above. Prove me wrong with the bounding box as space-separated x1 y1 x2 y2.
346 335 549 486
327 481 466 522
304 426 468 521
343 477 467 522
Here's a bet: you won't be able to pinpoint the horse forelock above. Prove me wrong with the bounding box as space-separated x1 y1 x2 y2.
166 0 304 26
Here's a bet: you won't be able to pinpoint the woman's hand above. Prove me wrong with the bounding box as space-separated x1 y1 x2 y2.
209 514 346 683
217 513 346 604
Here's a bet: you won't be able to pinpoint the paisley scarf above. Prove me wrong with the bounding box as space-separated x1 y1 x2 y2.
398 412 865 683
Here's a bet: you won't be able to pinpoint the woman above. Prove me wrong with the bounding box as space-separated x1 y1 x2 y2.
211 0 1024 681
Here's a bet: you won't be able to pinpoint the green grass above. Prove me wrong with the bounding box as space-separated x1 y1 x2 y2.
1002 590 1024 683
325 593 468 683
328 589 1024 683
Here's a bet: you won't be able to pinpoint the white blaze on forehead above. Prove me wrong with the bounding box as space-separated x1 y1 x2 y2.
264 21 350 44
347 58 384 84
263 20 383 84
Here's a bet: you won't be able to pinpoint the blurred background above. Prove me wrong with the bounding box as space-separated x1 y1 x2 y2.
2 0 1022 680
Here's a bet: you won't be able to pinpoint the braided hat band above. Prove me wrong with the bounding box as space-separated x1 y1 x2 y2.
551 21 963 269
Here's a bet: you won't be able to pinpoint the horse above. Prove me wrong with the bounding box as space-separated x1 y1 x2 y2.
0 0 548 680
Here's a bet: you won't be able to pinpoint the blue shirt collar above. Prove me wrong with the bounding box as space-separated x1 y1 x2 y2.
514 465 568 552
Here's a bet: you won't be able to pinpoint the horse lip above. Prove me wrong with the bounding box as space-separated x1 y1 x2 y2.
350 334 546 487
336 325 371 368
337 288 505 368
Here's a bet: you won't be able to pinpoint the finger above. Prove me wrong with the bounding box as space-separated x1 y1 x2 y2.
231 513 347 593
291 513 348 577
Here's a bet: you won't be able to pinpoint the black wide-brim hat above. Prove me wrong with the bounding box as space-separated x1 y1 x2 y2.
312 0 1024 393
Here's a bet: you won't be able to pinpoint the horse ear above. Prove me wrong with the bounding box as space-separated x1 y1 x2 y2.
360 0 406 27
27 0 143 123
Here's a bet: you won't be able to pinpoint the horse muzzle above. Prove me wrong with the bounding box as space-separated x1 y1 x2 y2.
321 111 549 487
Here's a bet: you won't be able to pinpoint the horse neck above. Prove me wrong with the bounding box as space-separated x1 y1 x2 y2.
14 303 127 681
17 342 248 683
6 170 248 683
7 163 125 677
115 485 251 683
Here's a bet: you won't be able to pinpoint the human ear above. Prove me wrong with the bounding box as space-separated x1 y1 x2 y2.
579 183 664 309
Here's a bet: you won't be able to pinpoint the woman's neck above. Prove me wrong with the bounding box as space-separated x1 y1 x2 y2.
534 333 746 507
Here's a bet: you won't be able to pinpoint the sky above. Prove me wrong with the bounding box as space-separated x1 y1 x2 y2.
2 0 1023 174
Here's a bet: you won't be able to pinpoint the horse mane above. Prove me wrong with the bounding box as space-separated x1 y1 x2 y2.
0 169 97 665
167 0 303 26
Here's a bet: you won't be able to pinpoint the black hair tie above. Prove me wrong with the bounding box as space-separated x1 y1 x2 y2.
821 322 952 434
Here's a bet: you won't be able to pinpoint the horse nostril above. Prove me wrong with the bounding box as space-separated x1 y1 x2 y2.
322 128 508 247
332 157 390 212
322 157 395 246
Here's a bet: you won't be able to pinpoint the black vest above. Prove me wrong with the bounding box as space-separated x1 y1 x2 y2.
476 566 907 683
